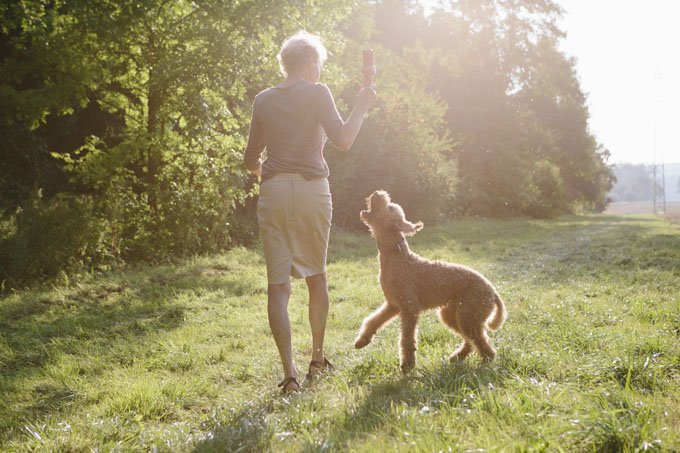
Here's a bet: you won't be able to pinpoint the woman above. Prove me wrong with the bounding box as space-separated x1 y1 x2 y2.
243 31 376 394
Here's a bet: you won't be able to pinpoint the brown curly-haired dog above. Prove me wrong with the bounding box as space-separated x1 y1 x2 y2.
354 190 507 371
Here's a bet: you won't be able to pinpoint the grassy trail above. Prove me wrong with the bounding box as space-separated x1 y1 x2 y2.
1 214 678 451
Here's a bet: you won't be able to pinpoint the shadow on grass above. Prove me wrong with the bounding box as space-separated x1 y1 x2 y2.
319 360 511 449
191 396 277 452
0 260 260 440
193 360 511 452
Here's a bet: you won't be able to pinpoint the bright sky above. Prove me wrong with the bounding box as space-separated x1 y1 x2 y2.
420 0 680 165
557 0 680 165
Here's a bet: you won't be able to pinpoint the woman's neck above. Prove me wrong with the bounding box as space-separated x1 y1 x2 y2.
277 76 306 88
283 67 317 84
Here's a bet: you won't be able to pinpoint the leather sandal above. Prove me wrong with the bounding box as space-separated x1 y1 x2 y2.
305 358 334 382
277 377 300 394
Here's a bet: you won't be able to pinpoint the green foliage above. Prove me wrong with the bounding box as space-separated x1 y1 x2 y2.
1 0 617 283
1 0 358 268
0 191 114 287
374 0 614 217
328 43 456 228
0 0 104 207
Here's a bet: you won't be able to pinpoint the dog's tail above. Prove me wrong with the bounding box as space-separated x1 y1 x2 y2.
487 293 507 331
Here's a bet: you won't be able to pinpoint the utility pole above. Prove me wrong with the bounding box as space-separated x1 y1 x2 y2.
652 69 666 214
652 155 667 214
653 163 657 213
661 161 666 213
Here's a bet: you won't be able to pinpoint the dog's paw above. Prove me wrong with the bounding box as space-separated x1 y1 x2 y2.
354 335 371 349
400 361 415 373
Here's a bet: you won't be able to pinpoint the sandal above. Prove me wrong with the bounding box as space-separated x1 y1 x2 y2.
305 358 334 382
277 376 300 394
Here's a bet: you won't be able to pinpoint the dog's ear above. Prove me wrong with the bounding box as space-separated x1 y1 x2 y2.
398 219 423 236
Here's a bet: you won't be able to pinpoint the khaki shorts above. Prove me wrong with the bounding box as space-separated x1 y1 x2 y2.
257 173 332 284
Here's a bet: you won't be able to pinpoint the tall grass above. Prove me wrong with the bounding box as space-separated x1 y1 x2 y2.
1 214 678 451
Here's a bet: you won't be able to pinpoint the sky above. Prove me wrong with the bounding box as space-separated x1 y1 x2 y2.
557 0 680 165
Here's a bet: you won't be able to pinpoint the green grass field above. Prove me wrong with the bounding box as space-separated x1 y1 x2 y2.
1 214 679 451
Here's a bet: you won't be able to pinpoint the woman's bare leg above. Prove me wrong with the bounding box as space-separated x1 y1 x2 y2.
306 273 329 363
267 282 297 380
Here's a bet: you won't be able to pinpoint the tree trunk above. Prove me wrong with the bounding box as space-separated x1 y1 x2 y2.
145 33 165 212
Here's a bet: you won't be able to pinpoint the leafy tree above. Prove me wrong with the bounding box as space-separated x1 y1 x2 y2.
1 0 617 285
0 1 105 209
371 0 613 217
1 0 357 283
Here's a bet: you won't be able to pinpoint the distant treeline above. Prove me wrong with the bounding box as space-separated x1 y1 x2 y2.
609 163 680 202
0 0 613 285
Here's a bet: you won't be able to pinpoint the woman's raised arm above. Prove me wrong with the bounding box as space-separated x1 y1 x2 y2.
334 86 377 152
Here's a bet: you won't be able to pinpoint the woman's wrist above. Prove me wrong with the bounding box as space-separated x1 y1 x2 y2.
357 86 377 109
247 163 262 177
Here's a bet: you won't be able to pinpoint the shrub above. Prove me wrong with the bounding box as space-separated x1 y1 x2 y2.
0 191 114 288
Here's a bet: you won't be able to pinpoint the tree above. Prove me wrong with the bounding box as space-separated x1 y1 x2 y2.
371 0 614 216
1 0 358 284
1 0 616 285
0 0 107 209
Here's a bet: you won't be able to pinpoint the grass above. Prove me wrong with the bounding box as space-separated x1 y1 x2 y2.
1 214 679 451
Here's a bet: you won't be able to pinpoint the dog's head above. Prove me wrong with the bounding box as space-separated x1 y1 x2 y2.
360 190 423 239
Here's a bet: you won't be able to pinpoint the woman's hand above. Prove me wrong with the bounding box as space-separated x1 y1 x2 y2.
357 85 377 109
249 164 262 178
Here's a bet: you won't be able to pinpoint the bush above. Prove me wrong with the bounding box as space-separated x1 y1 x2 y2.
0 191 115 288
54 122 253 263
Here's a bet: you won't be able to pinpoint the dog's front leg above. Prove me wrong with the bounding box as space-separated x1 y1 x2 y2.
399 308 419 372
354 302 400 349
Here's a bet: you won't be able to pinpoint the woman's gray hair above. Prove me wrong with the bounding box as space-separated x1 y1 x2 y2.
277 30 328 77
